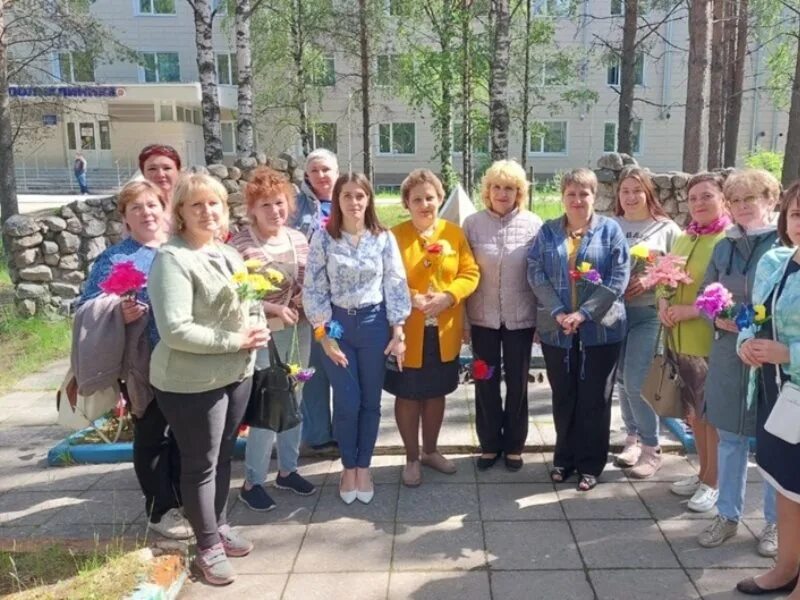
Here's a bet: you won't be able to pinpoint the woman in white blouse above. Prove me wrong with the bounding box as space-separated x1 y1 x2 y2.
303 172 411 505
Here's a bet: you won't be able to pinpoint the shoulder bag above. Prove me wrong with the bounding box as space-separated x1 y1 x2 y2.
244 337 302 433
641 327 685 418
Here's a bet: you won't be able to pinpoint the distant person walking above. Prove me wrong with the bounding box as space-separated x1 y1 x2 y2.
74 152 89 194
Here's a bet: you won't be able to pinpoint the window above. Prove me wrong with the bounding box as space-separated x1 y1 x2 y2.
376 54 395 88
212 0 227 14
98 121 111 150
378 122 415 155
216 53 238 85
536 59 568 87
57 52 94 83
453 122 490 154
310 123 337 151
306 56 335 87
137 0 176 15
603 120 643 154
79 122 95 150
387 0 413 16
530 121 568 154
176 106 185 122
610 0 622 15
159 103 174 121
533 0 572 16
193 109 201 125
140 52 180 82
67 122 77 150
606 53 644 86
221 122 236 154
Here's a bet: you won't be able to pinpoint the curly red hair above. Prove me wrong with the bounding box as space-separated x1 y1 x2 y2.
245 167 297 216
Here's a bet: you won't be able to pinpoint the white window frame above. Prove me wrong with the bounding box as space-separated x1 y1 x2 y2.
221 121 237 154
529 120 569 155
216 53 237 85
54 51 95 83
603 120 644 155
377 122 416 156
375 54 395 88
138 52 181 83
606 53 645 87
134 0 177 16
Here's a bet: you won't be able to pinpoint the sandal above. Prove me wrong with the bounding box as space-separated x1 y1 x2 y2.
549 467 573 483
577 474 598 492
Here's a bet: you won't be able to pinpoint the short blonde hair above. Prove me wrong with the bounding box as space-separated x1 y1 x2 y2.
480 160 529 210
172 173 230 236
723 168 781 206
400 169 445 208
561 168 597 195
117 180 166 216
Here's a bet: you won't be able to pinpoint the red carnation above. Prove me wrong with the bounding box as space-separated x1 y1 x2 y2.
472 359 495 381
426 242 443 255
99 261 147 298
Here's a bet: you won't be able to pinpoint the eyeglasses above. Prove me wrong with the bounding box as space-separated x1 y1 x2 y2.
728 196 761 206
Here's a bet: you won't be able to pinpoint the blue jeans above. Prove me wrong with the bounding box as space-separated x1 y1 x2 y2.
320 304 390 469
301 343 334 446
75 171 88 194
244 322 311 485
717 428 777 524
617 304 661 447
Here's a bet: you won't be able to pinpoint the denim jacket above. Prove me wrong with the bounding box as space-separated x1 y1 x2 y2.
738 247 800 408
527 213 630 349
288 180 327 240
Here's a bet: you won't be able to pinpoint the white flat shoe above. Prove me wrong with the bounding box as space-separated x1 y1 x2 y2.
339 488 357 504
356 488 374 504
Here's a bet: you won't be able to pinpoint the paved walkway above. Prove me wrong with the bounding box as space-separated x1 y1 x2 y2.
0 359 779 599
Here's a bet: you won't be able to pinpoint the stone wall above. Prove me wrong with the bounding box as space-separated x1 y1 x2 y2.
2 153 299 317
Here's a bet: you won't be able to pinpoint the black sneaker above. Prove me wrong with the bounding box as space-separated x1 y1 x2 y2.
275 472 316 496
239 484 277 512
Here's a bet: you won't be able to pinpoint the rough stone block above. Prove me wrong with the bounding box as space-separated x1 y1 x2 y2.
106 221 124 236
65 218 82 234
4 215 39 237
82 218 106 238
16 299 36 317
41 241 58 255
12 233 43 249
16 283 49 300
228 166 242 181
41 216 67 232
72 200 90 214
222 179 240 194
19 265 52 282
50 282 80 298
189 165 209 175
44 253 59 266
279 151 297 170
620 153 638 165
101 197 118 212
14 248 41 268
58 254 81 270
60 207 76 219
596 168 617 183
56 231 80 253
236 157 258 170
267 157 289 172
597 153 623 171
254 152 267 165
228 192 244 206
208 164 229 179
83 237 107 262
60 270 85 284
672 173 689 188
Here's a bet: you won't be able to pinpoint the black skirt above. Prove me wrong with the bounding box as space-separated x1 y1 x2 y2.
384 326 459 400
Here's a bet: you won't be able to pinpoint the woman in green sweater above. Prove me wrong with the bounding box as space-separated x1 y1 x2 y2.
149 174 270 586
659 172 730 514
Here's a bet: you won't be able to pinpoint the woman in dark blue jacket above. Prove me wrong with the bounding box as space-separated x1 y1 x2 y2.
527 168 630 492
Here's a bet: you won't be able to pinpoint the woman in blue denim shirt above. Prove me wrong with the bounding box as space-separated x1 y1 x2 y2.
735 183 800 597
303 172 411 505
527 168 630 492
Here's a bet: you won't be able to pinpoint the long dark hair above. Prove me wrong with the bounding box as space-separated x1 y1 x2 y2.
326 172 386 239
778 181 800 247
614 166 669 220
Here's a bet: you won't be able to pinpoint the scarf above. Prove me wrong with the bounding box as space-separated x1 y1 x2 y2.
686 214 732 237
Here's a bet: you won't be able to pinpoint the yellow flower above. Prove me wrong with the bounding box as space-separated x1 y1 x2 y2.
248 273 271 293
265 268 284 283
287 363 300 376
630 243 650 260
243 259 264 271
232 271 248 285
754 305 767 322
577 262 592 273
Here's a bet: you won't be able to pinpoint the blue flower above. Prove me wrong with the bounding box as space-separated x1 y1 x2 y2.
735 303 755 331
326 320 344 340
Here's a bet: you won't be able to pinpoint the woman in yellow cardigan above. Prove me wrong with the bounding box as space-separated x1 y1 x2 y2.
386 169 480 487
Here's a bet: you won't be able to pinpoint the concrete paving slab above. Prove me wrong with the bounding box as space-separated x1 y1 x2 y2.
635 453 699 483
8 462 119 492
590 569 701 600
484 520 582 570
0 490 85 526
687 568 773 600
228 487 317 526
283 572 388 600
248 456 332 488
659 519 774 569
36 521 131 541
87 464 141 490
743 482 774 520
391 521 486 571
311 483 397 523
326 455 404 486
416 455 476 484
632 481 718 520
232 523 307 574
293 522 394 573
557 481 651 520
490 570 595 600
474 452 551 483
387 571 490 599
478 483 563 521
44 489 145 527
0 525 46 545
396 483 479 523
572 519 679 569
180 573 287 599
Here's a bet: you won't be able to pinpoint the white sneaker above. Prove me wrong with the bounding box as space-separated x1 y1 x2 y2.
614 435 641 468
148 508 193 540
687 484 719 513
757 523 778 557
670 474 701 497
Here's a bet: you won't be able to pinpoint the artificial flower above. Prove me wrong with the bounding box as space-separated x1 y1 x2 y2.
629 243 650 260
640 254 693 299
114 393 127 418
694 283 734 320
294 367 316 383
570 262 602 284
314 325 327 341
426 242 443 255
577 261 592 273
754 304 767 323
326 320 344 340
99 261 147 298
243 258 264 271
472 359 495 381
287 363 300 376
265 267 284 283
735 303 770 331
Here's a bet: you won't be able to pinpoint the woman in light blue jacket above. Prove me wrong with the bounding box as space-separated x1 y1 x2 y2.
735 181 800 596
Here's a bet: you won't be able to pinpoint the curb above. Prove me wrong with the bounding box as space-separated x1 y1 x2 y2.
125 549 188 600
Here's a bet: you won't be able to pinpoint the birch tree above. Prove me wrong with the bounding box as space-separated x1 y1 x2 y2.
489 0 510 160
235 0 255 158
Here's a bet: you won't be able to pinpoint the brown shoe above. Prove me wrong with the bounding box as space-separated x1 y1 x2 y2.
421 451 457 474
402 460 422 487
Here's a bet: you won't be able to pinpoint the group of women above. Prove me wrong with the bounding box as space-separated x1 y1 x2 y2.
75 146 800 595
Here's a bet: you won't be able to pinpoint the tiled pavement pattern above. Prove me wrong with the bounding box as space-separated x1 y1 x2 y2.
0 359 782 599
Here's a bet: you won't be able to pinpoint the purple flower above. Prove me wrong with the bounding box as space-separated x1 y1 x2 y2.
583 269 602 284
694 283 734 320
295 367 316 382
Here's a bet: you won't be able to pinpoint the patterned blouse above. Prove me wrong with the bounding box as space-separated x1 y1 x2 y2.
303 228 412 327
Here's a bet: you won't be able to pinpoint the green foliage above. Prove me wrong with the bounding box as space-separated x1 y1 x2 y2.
745 150 784 180
749 0 800 109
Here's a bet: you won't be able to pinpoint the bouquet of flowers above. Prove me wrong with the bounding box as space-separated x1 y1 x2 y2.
99 261 147 301
629 243 656 276
694 283 735 320
314 320 344 352
734 303 769 331
640 254 693 300
570 261 602 284
231 259 284 302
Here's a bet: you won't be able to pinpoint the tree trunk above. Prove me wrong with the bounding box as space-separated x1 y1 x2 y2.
235 0 255 159
191 0 223 164
706 0 725 169
0 2 18 224
439 23 456 194
520 0 532 171
781 19 800 187
723 0 746 167
461 0 473 195
617 0 638 155
683 0 710 173
489 0 510 161
290 0 310 156
358 0 372 179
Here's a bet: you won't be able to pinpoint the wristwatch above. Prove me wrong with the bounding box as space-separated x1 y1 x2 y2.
394 331 406 342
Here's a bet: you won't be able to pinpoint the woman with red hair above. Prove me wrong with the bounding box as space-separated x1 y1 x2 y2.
138 144 182 205
228 167 316 511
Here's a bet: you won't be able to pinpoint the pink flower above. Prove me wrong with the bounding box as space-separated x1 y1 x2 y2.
472 359 495 381
640 254 693 299
694 283 734 319
99 261 147 297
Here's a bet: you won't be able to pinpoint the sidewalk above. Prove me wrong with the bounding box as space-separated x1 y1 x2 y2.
0 359 776 599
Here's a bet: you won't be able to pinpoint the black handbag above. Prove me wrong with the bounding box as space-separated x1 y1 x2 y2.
245 338 302 433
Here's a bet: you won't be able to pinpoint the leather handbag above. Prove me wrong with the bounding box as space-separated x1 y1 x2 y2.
244 338 302 433
641 328 685 418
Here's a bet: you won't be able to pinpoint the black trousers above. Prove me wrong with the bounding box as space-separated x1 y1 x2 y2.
541 338 621 477
155 378 252 550
132 398 182 523
472 324 535 455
